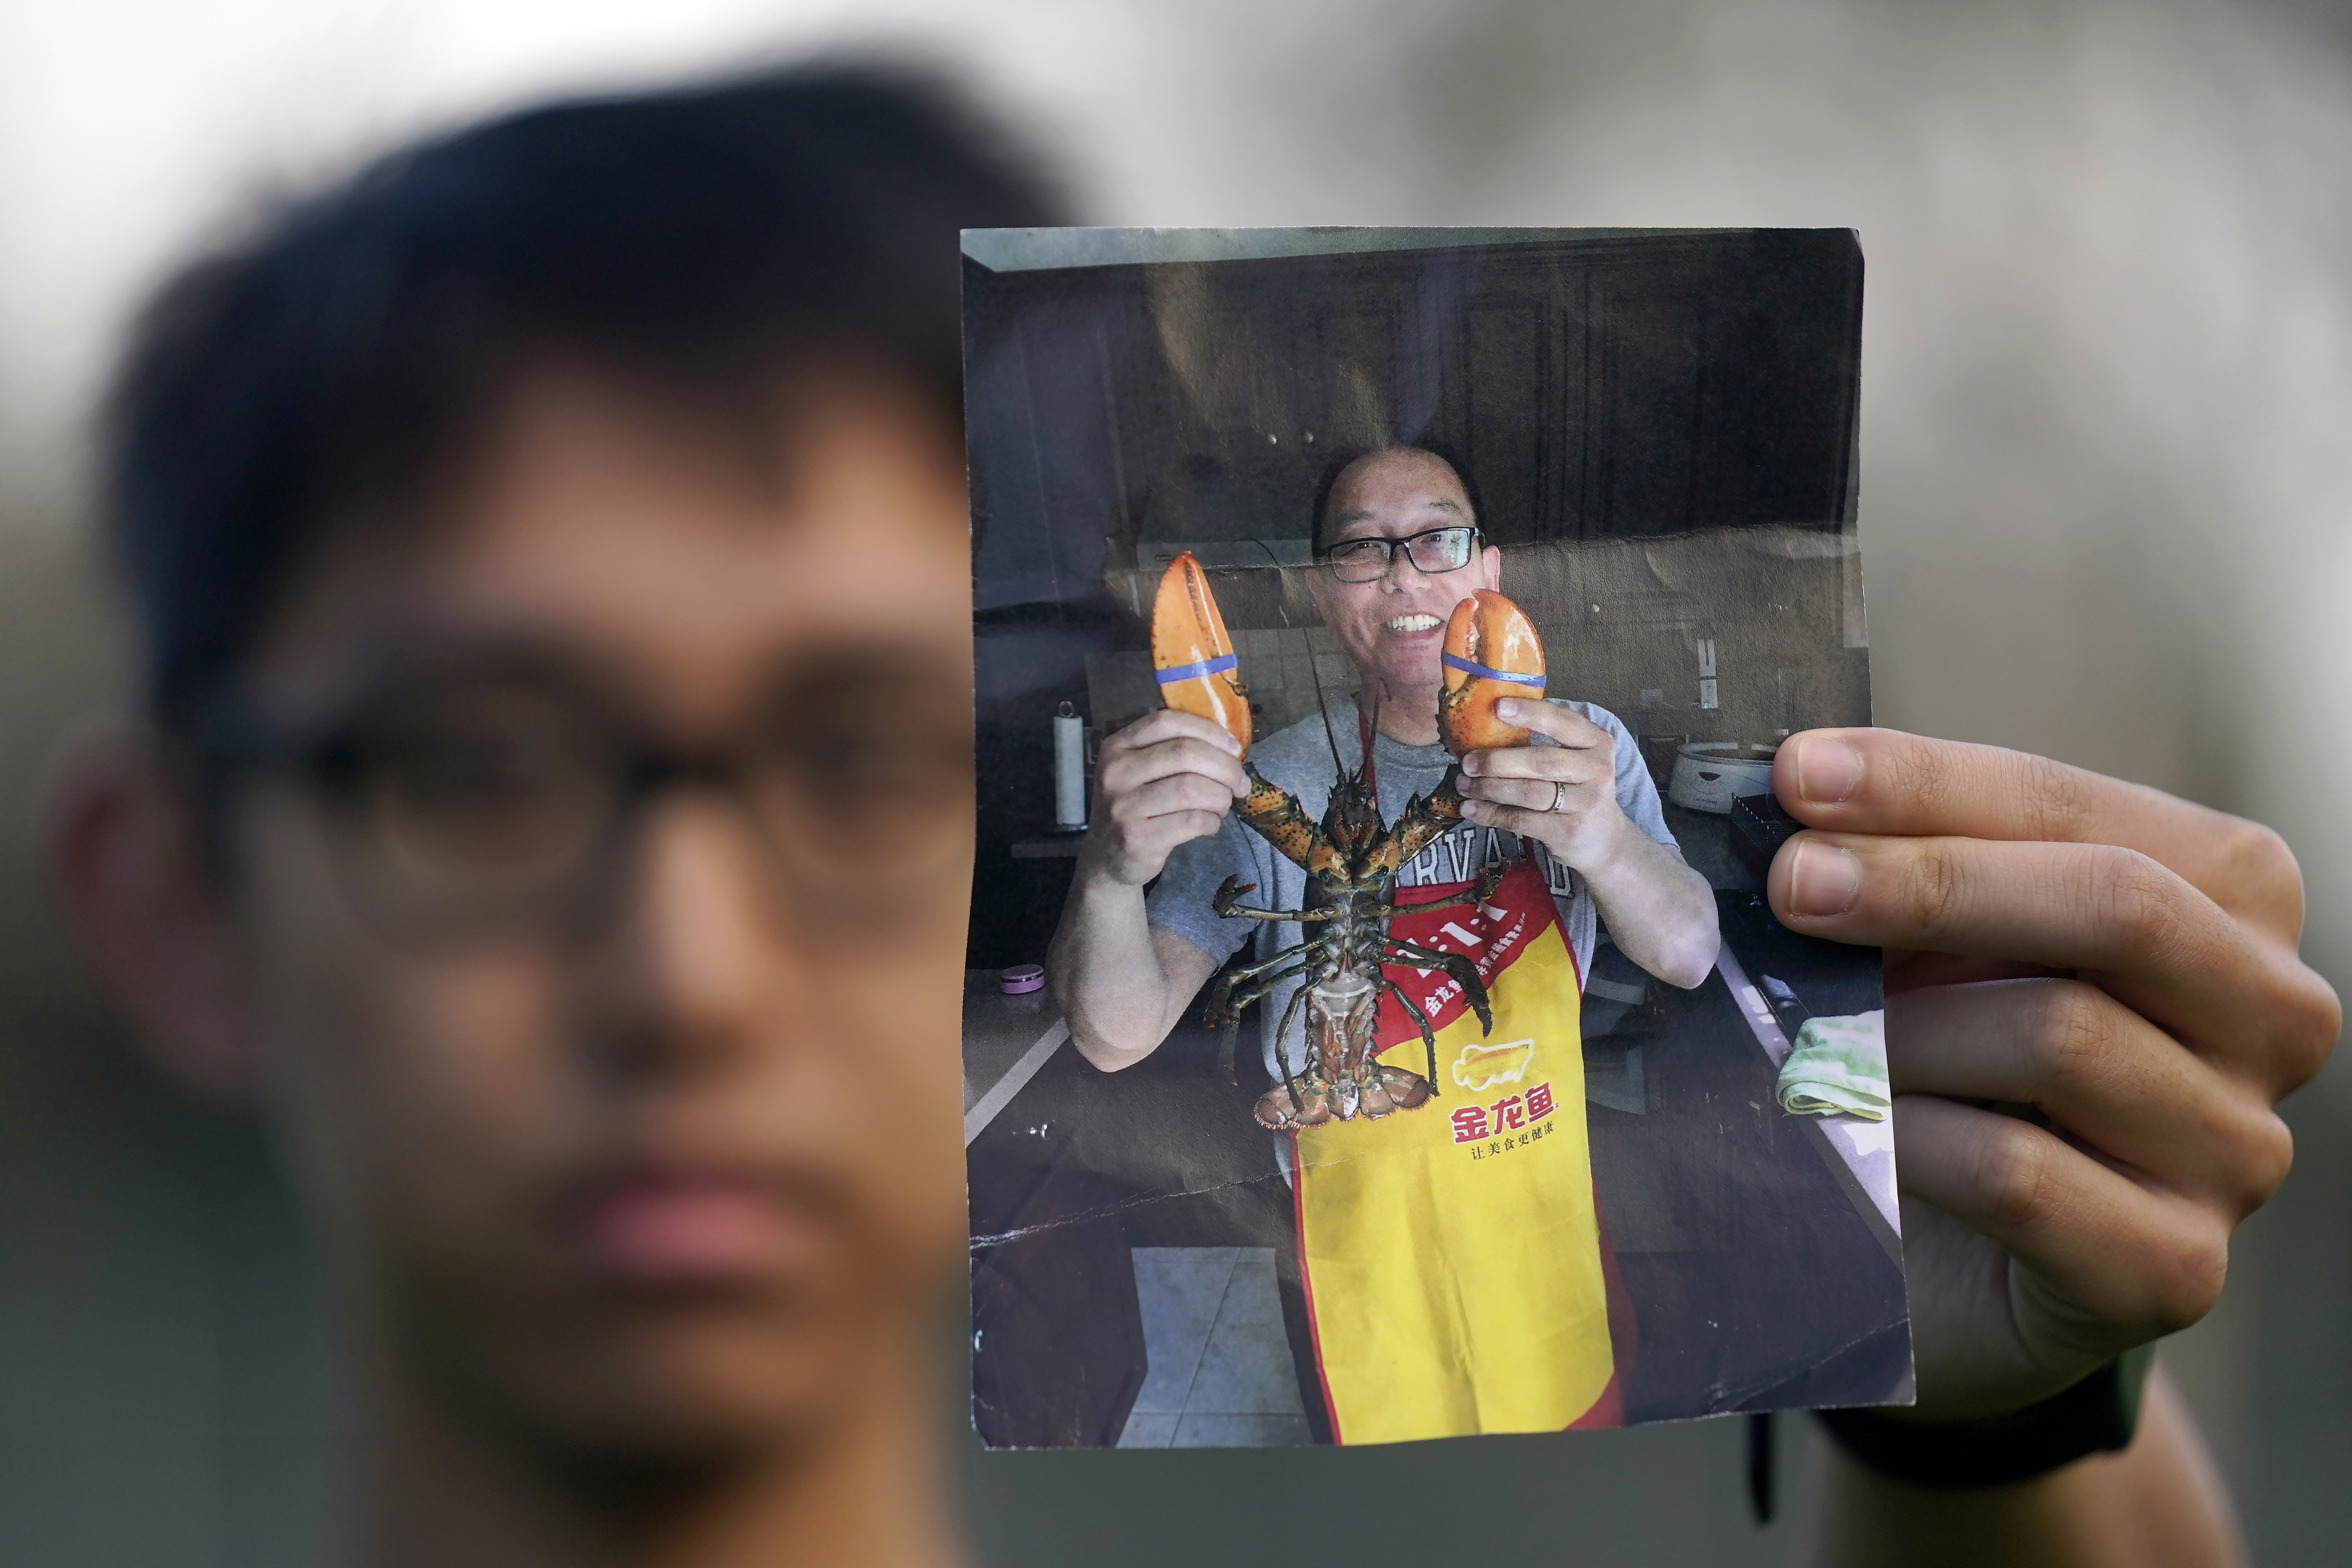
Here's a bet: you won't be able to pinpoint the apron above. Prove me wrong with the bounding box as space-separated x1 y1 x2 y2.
1293 846 1618 1444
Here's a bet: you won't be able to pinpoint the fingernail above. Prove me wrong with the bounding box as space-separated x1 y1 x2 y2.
1460 800 1481 821
1786 840 1862 917
1795 737 1863 804
1496 699 1519 720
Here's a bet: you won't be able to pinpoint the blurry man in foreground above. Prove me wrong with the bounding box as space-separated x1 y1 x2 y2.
49 72 1055 1566
43 66 2336 1568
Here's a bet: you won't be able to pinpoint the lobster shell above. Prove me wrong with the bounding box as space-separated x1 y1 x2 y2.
1150 551 1252 759
1440 589 1547 755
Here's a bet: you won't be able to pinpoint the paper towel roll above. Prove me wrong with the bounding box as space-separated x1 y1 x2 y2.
1053 703 1086 829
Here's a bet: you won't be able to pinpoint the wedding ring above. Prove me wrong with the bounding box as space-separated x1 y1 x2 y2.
1550 780 1568 813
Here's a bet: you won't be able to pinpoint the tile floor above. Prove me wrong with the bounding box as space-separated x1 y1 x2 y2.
1117 1247 1312 1448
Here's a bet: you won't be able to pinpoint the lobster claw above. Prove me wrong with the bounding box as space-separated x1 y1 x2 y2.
1439 589 1547 756
1151 551 1252 759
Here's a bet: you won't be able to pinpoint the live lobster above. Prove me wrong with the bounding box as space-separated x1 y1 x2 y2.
1150 553 1550 1132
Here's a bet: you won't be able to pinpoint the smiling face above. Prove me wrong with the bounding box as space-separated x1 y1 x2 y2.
1305 448 1503 741
221 363 975 1463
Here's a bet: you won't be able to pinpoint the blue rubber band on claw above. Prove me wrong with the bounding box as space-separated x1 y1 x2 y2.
1154 653 1240 684
1442 652 1546 687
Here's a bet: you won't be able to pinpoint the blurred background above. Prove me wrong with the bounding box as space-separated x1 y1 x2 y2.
3 0 2348 1562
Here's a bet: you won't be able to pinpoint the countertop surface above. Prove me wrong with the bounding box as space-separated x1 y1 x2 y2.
962 970 1074 1151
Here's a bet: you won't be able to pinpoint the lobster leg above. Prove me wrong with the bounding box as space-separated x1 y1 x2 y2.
1387 766 1469 868
1271 980 1313 1116
1209 962 1310 1029
1378 863 1507 919
1213 875 1343 922
1234 763 1326 874
1382 938 1496 1036
1217 940 1310 989
1378 976 1443 1095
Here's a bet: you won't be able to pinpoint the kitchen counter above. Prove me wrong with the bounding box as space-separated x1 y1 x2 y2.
962 969 1070 1139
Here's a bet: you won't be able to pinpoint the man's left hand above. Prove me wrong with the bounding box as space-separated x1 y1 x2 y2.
1455 696 1629 869
1771 729 2340 1422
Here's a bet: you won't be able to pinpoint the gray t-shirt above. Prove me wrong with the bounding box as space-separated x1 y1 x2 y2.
1146 697 1680 1081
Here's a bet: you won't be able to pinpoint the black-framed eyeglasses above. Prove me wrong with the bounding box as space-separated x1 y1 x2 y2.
194 650 971 950
1316 525 1483 583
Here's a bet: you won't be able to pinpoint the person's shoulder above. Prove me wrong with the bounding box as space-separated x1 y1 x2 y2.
1558 698 1637 745
1251 709 1353 787
1256 708 1345 758
1557 699 1674 837
1150 792 1257 890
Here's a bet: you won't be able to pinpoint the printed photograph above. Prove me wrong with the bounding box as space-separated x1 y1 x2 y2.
961 228 1905 1448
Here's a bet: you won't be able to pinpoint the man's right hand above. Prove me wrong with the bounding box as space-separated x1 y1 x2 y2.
1081 709 1252 887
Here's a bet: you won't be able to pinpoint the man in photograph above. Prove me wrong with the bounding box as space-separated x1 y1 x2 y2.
1051 443 1720 1071
1049 441 1722 1439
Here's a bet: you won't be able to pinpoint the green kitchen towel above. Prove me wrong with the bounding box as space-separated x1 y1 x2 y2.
1775 1011 1890 1120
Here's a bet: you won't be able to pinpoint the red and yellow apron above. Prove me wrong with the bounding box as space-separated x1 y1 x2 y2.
1293 848 1620 1444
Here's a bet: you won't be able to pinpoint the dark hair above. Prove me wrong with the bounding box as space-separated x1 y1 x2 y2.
1307 441 1485 551
105 63 1062 732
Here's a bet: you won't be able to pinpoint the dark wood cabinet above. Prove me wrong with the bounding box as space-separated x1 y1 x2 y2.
968 229 1860 569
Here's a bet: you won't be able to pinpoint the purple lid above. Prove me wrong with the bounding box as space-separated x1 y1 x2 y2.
999 964 1046 995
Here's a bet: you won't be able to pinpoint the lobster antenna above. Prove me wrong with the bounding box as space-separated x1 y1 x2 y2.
1296 603 1354 787
1309 638 1347 782
1247 535 1350 785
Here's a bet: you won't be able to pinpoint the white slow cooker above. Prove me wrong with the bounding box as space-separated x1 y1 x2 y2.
1666 741 1779 814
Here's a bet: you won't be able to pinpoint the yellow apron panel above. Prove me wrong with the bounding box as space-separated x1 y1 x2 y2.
1294 854 1613 1445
